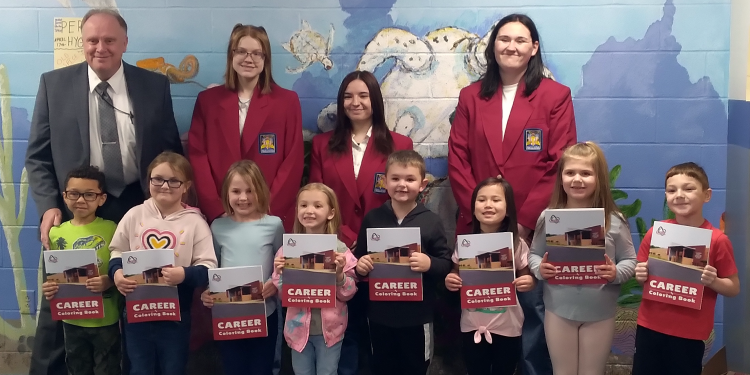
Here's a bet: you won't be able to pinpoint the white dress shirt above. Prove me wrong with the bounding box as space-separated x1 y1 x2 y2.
352 127 372 179
501 83 518 138
88 63 138 186
239 96 251 135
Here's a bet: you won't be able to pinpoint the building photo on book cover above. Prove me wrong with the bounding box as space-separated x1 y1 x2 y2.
209 266 268 340
281 234 338 308
123 249 180 322
44 249 104 320
366 227 423 301
643 221 712 310
544 208 607 285
457 232 517 308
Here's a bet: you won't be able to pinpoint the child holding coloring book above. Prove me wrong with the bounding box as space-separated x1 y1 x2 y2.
528 142 636 375
355 150 452 375
108 152 218 375
632 162 739 375
200 160 283 375
272 183 358 375
444 177 536 375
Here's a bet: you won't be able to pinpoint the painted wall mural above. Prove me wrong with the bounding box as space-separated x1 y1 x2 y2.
0 0 730 373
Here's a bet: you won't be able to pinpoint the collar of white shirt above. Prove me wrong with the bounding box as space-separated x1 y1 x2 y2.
88 62 126 95
352 126 373 147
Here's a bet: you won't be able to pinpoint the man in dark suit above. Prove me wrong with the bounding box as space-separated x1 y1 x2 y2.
25 8 182 375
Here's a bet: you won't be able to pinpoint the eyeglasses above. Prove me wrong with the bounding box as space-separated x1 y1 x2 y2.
233 49 265 61
150 177 184 188
64 191 103 201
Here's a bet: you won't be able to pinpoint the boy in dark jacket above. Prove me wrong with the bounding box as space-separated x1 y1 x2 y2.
355 150 452 375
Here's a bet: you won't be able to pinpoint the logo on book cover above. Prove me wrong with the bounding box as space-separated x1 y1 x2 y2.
461 239 471 247
287 238 297 247
212 274 221 282
47 255 58 263
373 173 386 194
259 133 277 154
549 215 560 224
127 256 138 264
371 233 380 241
524 129 542 152
656 226 666 236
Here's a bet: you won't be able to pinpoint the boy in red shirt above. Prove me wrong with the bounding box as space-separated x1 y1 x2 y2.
633 162 740 375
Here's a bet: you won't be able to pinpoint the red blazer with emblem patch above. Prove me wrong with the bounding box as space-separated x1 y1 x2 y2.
187 84 303 230
310 130 413 246
448 79 577 236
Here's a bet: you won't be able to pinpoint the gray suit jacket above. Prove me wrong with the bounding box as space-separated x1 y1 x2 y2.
25 61 183 218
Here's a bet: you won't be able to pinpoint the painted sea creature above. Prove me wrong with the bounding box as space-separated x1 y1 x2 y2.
282 20 335 74
136 55 204 88
316 23 556 157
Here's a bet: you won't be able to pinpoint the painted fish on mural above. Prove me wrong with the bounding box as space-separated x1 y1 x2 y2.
136 55 205 88
282 20 335 74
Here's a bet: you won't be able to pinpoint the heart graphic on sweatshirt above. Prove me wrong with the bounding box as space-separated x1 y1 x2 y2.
142 229 176 250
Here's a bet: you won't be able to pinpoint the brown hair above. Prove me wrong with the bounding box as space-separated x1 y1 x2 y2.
147 152 194 202
82 9 127 34
665 162 710 190
293 183 342 235
548 142 623 231
385 150 426 179
220 160 271 216
327 71 394 156
224 24 274 94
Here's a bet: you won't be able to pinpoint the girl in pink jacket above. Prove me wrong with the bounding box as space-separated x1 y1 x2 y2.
273 183 357 375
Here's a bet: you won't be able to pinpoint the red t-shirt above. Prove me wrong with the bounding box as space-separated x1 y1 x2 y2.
637 219 738 340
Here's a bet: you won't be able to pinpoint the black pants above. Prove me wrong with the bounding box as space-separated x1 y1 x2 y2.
369 321 430 375
462 331 521 375
63 322 122 375
29 296 67 375
218 310 279 375
632 325 704 375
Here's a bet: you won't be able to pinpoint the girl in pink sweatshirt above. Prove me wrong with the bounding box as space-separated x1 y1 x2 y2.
273 183 357 375
109 151 217 375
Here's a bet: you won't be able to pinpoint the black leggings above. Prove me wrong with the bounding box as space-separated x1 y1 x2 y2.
462 331 521 375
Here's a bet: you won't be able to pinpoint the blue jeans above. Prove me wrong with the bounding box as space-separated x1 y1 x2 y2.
517 282 553 375
292 336 343 375
219 310 279 375
124 312 191 375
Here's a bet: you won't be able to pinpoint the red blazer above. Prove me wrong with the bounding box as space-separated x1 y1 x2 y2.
448 79 577 235
187 84 303 230
310 130 413 246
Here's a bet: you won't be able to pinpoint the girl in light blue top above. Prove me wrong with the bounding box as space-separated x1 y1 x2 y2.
200 160 283 375
528 142 636 375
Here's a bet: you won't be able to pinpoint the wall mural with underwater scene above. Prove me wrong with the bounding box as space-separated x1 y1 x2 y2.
0 0 730 373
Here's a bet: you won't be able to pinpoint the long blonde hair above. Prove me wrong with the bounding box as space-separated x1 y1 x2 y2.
293 183 341 235
548 142 623 230
220 160 270 216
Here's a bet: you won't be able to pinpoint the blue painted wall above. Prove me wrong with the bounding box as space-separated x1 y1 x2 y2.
0 0 731 370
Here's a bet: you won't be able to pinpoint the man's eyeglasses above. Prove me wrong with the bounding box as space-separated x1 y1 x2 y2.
150 177 184 188
233 49 265 61
64 191 103 201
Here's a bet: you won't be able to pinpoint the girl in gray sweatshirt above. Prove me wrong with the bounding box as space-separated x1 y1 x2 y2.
528 142 636 375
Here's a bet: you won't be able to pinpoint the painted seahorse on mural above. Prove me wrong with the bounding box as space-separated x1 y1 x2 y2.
136 55 205 88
